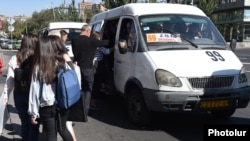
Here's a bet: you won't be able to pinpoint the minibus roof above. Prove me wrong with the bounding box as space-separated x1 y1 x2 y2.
91 3 207 23
47 22 87 30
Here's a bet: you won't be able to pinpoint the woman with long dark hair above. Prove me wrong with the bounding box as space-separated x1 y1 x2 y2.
1 33 40 141
28 36 73 141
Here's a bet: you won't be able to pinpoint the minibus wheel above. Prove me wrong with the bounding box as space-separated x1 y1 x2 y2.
126 88 152 126
209 109 236 119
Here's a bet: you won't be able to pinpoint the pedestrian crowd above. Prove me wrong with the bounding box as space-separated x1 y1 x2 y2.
0 23 113 141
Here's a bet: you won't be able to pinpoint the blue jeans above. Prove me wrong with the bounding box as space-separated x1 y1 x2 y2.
13 91 40 141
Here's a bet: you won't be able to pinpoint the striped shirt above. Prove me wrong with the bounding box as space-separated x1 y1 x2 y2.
94 47 110 61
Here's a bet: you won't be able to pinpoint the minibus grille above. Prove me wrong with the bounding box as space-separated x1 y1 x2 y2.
188 76 234 89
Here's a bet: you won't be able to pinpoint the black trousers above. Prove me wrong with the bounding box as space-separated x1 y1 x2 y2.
39 105 57 141
39 105 73 141
80 68 94 111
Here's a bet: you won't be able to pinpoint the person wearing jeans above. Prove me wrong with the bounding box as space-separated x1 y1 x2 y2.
1 34 40 141
14 92 39 141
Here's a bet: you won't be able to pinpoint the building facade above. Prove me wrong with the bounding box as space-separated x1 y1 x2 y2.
212 0 250 42
78 0 105 22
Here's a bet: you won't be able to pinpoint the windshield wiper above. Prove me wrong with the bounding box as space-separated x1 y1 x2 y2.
157 47 189 51
181 37 199 48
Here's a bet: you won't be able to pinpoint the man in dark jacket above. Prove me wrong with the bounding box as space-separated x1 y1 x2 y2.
71 24 109 114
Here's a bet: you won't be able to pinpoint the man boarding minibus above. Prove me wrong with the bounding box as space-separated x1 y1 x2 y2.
90 3 250 126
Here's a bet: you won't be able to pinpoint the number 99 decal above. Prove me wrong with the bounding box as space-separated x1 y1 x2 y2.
205 51 225 61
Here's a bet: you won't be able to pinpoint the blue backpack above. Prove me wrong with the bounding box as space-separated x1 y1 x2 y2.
56 67 81 109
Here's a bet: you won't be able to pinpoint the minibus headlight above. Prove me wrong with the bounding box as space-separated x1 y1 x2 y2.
238 67 248 83
155 69 182 87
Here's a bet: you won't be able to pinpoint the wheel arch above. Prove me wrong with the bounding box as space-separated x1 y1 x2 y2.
124 77 143 97
124 77 153 126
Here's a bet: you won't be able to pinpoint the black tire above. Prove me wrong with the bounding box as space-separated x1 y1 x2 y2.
126 88 152 126
209 109 236 119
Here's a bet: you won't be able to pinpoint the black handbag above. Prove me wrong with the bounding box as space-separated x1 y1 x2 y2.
67 91 88 122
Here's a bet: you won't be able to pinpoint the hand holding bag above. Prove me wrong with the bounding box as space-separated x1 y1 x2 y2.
73 63 81 89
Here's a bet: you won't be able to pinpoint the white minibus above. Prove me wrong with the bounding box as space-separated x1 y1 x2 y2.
40 22 87 57
90 3 250 125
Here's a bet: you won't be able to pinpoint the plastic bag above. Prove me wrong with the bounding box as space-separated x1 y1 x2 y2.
73 63 81 89
0 94 9 135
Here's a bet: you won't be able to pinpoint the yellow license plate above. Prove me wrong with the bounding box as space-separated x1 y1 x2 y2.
200 100 229 108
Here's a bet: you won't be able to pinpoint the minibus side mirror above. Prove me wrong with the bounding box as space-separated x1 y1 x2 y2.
118 39 128 54
230 39 237 52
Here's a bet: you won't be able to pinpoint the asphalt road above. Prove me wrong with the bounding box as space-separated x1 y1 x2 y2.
235 48 250 74
1 48 250 141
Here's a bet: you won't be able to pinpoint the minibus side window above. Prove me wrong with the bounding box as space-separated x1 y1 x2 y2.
119 19 137 52
92 22 102 33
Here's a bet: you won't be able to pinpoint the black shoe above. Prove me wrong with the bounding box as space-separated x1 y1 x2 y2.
90 105 100 110
99 88 106 93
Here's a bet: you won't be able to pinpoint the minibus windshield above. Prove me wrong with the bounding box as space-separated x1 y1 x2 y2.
139 15 226 50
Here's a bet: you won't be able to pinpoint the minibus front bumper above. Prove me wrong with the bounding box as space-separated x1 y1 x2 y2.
142 86 250 112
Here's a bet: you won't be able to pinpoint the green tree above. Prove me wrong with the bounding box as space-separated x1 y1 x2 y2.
2 19 26 40
67 0 82 22
84 9 95 23
27 10 55 34
12 19 26 39
198 0 216 16
104 0 138 9
25 0 82 35
181 0 192 4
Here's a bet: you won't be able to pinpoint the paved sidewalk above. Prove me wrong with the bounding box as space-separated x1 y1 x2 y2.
0 90 22 141
0 51 21 141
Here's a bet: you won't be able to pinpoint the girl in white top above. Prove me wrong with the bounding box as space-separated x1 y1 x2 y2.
1 33 40 141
